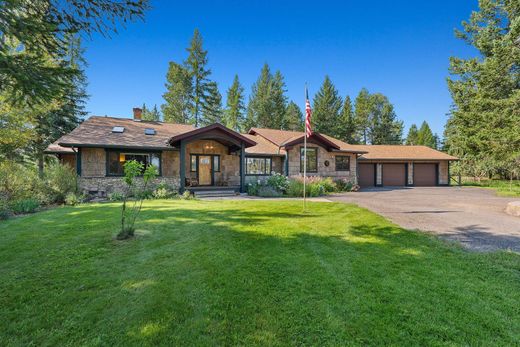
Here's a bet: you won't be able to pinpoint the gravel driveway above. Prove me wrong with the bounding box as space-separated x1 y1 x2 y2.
329 187 520 252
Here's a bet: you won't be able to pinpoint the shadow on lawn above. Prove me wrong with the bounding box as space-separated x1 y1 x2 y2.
3 201 520 345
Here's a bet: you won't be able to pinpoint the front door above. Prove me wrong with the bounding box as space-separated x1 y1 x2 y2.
198 155 212 185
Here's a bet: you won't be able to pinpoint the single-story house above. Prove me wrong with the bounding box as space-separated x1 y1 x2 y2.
45 108 458 196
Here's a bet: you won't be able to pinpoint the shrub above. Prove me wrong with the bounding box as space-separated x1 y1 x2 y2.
11 198 40 214
180 190 193 200
152 182 177 199
0 160 40 202
266 173 289 193
108 192 124 201
0 201 10 220
247 182 260 196
286 176 336 197
42 163 78 204
65 192 85 206
333 178 353 192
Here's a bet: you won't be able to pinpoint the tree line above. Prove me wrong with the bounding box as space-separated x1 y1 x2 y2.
444 0 519 180
158 29 442 146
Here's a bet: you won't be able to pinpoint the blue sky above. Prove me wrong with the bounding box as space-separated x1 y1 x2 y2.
84 0 478 136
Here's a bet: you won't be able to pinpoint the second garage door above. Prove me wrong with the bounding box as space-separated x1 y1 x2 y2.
414 163 437 186
382 164 406 186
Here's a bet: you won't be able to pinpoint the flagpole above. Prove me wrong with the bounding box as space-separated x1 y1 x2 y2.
303 84 307 212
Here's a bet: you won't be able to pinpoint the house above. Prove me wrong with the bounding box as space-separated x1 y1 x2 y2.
45 108 458 196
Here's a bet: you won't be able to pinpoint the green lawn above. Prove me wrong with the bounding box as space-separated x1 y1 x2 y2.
1 200 519 346
462 178 520 197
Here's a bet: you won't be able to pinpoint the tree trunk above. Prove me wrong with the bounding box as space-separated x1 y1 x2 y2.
37 153 44 178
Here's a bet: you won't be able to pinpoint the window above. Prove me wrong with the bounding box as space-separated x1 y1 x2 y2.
107 151 161 176
190 155 197 172
300 147 317 173
213 156 220 172
144 128 156 135
112 126 125 133
335 156 350 171
246 157 272 175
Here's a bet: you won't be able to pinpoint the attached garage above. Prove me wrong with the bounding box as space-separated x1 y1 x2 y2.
413 163 437 186
358 163 375 187
382 163 406 186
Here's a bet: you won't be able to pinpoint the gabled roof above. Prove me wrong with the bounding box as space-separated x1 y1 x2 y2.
242 134 286 156
355 145 459 161
248 128 367 153
168 123 257 148
57 116 195 150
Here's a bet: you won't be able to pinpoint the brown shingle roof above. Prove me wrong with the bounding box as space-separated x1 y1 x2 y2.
355 145 458 161
57 116 195 150
44 142 75 154
242 134 286 155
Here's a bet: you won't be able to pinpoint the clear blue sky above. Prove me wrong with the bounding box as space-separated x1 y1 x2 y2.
84 0 478 136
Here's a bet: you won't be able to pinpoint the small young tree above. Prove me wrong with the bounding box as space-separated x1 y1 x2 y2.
118 160 157 240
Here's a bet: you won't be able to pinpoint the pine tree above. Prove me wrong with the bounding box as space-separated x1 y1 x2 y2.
245 63 273 129
312 76 342 137
162 62 192 124
184 29 211 127
142 103 160 121
270 71 288 129
417 121 435 148
406 124 419 145
282 101 303 131
354 88 371 144
224 75 245 131
338 96 358 143
368 93 403 145
201 81 223 125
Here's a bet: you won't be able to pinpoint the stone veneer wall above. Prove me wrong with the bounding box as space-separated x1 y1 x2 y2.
185 140 240 186
78 147 181 195
286 145 357 184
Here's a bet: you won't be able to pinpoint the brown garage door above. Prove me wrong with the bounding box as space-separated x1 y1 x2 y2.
414 163 437 186
382 164 406 186
358 163 375 187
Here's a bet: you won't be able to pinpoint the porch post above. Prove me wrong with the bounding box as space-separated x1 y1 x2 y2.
240 141 246 193
284 152 289 176
180 140 186 193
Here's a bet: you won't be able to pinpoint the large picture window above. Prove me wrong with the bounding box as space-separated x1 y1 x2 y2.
246 157 272 175
335 156 350 171
107 151 161 176
300 147 317 173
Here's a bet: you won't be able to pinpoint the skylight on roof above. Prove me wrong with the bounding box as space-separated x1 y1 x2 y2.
112 126 125 133
144 128 156 135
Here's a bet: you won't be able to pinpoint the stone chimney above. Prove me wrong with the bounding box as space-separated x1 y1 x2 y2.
133 107 142 120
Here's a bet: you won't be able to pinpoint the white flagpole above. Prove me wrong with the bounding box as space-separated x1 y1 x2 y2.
303 84 307 212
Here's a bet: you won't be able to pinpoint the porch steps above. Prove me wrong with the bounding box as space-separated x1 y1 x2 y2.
192 189 238 199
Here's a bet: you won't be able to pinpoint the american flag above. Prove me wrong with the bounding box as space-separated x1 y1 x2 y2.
305 88 312 137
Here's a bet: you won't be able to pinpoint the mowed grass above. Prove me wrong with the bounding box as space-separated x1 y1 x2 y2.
1 200 520 346
463 178 520 197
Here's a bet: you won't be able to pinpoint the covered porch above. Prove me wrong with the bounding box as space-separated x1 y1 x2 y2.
168 123 257 193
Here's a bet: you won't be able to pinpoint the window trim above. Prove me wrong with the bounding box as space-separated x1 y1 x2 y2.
245 156 273 176
300 146 318 173
105 149 162 177
335 155 351 172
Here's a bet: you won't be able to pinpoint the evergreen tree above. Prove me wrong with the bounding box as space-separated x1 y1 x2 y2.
201 81 223 125
354 88 371 144
368 93 403 145
312 76 342 137
245 63 273 129
142 103 161 121
406 124 419 145
162 62 192 123
417 121 436 148
270 71 288 129
338 95 358 143
282 101 304 131
224 75 246 131
445 0 520 180
184 29 211 127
